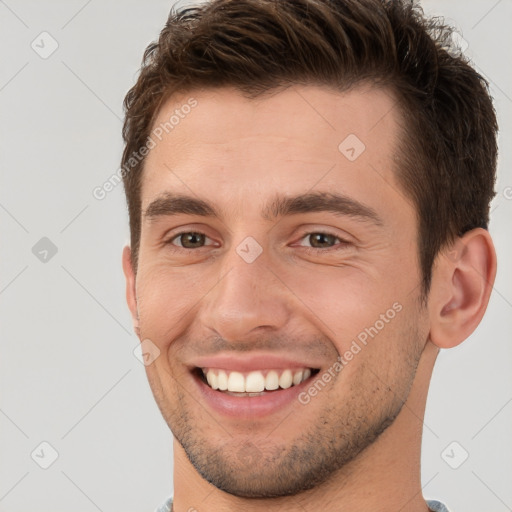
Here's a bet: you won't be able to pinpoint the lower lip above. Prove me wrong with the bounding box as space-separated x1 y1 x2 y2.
192 372 313 418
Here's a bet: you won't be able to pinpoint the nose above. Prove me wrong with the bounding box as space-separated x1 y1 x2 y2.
198 246 293 343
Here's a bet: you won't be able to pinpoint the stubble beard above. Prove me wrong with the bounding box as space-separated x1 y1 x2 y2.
163 349 422 498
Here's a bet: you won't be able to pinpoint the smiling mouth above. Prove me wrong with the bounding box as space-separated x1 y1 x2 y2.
195 367 320 396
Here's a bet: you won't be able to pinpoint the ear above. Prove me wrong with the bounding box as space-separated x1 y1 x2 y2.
428 228 497 349
122 245 140 338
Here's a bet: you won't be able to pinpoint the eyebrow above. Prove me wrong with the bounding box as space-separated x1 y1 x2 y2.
144 191 383 226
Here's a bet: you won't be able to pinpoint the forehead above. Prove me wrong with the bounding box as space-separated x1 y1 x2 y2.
140 84 408 218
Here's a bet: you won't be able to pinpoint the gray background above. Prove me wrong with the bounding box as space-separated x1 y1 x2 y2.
0 1 511 511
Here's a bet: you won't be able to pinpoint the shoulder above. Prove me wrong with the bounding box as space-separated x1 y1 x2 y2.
153 495 173 512
427 500 452 512
155 496 449 512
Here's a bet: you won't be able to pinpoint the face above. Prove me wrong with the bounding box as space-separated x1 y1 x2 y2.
127 84 430 497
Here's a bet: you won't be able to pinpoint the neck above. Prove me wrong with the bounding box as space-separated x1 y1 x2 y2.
172 342 439 512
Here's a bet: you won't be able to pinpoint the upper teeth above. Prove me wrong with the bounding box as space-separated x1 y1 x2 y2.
203 368 312 393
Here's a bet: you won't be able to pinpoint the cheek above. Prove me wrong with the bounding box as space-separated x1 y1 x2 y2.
135 263 208 342
284 266 420 378
282 265 401 340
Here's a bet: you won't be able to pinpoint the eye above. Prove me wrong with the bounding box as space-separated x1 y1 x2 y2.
164 230 349 253
295 231 350 251
166 231 216 249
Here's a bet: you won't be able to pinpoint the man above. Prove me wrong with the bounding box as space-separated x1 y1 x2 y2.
120 0 498 510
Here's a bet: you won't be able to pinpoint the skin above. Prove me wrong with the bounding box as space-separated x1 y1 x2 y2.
122 84 496 512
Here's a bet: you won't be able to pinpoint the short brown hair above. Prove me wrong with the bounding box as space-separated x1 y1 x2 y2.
121 0 498 295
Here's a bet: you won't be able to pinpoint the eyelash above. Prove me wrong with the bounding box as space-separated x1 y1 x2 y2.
165 230 350 254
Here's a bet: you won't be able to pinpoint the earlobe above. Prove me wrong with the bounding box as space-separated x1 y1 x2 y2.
429 228 497 349
122 245 140 337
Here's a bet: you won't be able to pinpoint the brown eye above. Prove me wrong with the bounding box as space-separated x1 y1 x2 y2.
307 232 338 248
294 231 351 253
171 232 207 248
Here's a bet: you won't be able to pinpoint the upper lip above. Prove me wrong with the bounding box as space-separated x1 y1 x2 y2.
190 353 322 372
